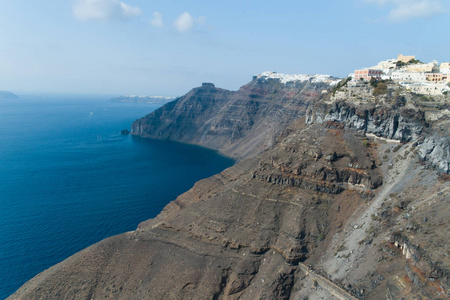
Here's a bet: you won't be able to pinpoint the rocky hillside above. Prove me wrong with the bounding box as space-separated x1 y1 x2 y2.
131 73 339 159
9 76 449 299
307 100 449 174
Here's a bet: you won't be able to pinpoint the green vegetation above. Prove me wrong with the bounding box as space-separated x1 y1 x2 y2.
396 58 422 67
373 82 388 96
417 95 436 102
370 77 377 87
370 78 390 96
371 214 380 221
332 76 352 96
396 61 406 68
334 242 347 256
318 232 326 241
366 225 379 237
362 139 370 148
392 145 402 153
408 58 422 64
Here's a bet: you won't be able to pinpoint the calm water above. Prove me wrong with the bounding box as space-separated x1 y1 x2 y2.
0 96 234 299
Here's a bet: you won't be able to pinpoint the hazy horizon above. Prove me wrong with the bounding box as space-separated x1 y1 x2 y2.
1 0 449 96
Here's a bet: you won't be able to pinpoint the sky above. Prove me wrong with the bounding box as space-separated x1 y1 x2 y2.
0 0 449 96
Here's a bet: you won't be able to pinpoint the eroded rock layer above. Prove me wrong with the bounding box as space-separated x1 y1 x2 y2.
307 99 449 174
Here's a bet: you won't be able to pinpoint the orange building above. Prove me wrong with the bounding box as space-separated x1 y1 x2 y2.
398 54 415 63
354 69 382 81
426 73 448 83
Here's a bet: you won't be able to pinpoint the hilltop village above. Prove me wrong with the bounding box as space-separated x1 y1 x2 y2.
351 54 450 96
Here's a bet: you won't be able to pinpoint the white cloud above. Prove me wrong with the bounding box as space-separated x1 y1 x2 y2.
73 0 142 22
363 0 446 22
173 12 195 33
172 12 208 33
151 12 163 27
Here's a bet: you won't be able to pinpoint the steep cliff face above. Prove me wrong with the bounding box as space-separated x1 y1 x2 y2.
11 114 449 299
132 76 336 159
306 100 450 174
8 121 377 300
9 76 449 299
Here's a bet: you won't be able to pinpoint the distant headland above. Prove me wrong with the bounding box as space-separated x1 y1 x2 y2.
110 95 176 104
0 91 19 99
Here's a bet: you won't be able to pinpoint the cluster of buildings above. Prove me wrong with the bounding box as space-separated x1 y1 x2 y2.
351 54 450 96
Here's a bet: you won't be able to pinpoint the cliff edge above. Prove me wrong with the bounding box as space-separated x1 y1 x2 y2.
131 73 339 159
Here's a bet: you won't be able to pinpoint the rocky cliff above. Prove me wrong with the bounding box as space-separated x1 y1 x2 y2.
131 74 338 159
306 99 450 174
9 76 449 299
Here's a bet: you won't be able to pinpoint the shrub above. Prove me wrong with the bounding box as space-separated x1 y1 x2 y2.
313 279 318 288
332 77 352 96
408 58 421 64
393 145 402 152
335 243 347 256
419 95 428 102
396 59 421 67
373 82 388 96
394 95 406 107
396 61 406 67
370 77 378 87
318 232 326 241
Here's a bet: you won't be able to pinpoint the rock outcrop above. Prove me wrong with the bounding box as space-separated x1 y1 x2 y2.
306 100 450 174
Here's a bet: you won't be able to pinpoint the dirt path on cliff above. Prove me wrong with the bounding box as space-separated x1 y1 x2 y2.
321 142 415 281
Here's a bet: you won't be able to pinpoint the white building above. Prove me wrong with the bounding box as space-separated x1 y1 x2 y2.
402 82 447 96
440 62 450 74
370 59 397 73
390 71 427 83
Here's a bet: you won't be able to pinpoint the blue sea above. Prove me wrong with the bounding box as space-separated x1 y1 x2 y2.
0 96 234 299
